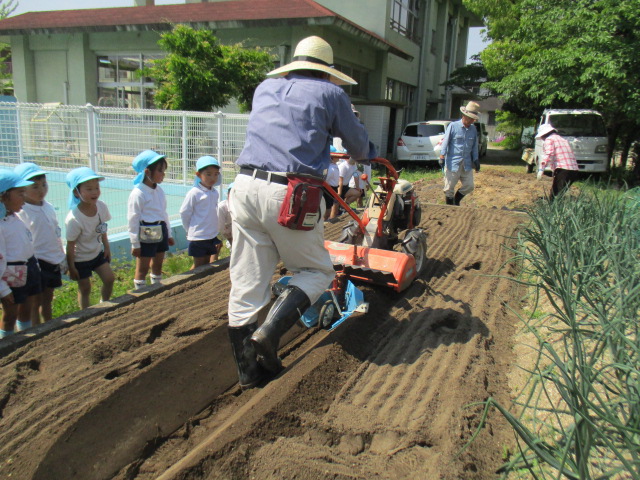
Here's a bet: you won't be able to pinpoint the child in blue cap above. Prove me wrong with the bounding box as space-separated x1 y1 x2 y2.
179 156 222 269
0 169 42 338
127 150 175 290
65 167 115 309
15 162 67 324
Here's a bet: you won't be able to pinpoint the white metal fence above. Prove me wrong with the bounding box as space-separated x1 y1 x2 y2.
0 101 249 240
0 101 249 188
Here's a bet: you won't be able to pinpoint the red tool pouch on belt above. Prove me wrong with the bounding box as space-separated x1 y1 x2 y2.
278 174 323 231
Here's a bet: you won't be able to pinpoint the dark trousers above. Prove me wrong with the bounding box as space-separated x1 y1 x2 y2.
550 168 579 200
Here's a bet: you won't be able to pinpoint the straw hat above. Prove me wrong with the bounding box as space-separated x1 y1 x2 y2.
535 124 557 139
266 36 356 86
460 101 481 120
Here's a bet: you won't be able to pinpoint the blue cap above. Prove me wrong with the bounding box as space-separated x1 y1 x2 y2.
14 162 47 181
132 150 166 186
0 169 33 217
65 167 104 209
194 155 222 187
0 169 33 194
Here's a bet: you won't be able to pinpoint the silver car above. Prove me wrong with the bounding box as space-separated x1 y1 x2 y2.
395 120 452 167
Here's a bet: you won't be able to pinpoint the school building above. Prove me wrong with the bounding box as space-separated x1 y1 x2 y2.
0 0 481 157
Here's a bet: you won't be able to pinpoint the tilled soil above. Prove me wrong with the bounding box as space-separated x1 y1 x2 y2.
0 149 549 480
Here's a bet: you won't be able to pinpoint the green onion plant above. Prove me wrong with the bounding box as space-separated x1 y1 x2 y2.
470 188 640 479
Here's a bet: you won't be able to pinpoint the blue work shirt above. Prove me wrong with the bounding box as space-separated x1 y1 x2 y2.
236 73 377 178
440 119 479 172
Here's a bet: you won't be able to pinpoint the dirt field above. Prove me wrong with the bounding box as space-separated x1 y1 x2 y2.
0 149 552 480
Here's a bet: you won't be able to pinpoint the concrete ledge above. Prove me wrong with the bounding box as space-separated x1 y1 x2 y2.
0 257 230 357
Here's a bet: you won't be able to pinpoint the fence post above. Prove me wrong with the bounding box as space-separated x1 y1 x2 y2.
85 103 97 171
182 112 188 185
215 111 224 164
16 103 24 163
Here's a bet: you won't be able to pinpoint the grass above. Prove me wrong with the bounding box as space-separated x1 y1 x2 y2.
51 244 230 319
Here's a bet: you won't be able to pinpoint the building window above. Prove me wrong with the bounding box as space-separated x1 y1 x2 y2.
390 0 421 42
386 78 416 123
335 63 369 98
97 54 162 109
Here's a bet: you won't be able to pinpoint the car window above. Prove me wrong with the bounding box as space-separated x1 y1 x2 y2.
403 125 418 137
417 124 445 137
548 114 607 137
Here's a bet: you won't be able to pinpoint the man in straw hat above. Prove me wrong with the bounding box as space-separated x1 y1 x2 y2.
535 123 579 200
226 36 377 389
439 101 481 206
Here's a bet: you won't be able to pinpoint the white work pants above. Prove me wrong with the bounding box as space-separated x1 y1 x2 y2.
227 173 335 327
443 164 475 198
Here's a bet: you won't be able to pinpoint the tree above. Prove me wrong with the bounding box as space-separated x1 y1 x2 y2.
0 0 16 19
463 0 640 163
441 55 491 98
0 0 18 95
148 24 274 112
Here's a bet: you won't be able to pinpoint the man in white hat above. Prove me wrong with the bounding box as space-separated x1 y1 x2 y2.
439 101 481 206
227 36 377 389
535 124 579 199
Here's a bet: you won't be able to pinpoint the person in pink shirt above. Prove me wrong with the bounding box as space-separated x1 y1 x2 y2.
536 124 579 200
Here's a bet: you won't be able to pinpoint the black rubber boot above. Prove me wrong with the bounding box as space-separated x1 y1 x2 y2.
454 190 465 206
251 286 310 374
228 323 264 390
445 196 454 205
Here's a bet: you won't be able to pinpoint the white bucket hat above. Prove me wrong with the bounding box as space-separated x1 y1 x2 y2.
536 124 557 139
460 101 481 120
266 36 357 86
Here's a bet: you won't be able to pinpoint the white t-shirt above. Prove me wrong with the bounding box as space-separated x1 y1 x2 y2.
0 215 33 298
217 199 232 241
337 160 358 189
65 200 111 262
326 162 340 187
349 164 372 189
17 201 66 264
179 183 220 241
127 183 172 248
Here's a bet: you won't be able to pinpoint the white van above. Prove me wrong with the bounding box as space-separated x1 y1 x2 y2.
535 109 609 173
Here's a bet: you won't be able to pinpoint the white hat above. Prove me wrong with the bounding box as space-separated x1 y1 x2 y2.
460 101 481 120
267 36 356 86
536 124 557 139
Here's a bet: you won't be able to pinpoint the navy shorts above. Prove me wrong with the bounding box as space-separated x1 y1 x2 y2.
323 185 338 209
188 237 222 257
10 256 43 304
139 221 170 258
74 251 108 280
38 259 63 289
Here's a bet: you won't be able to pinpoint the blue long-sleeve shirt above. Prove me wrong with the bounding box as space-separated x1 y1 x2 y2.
440 119 478 172
236 73 377 178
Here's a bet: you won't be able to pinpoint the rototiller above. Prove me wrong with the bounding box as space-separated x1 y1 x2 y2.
274 156 427 331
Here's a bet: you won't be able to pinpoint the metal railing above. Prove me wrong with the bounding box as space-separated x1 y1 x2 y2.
0 101 249 188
